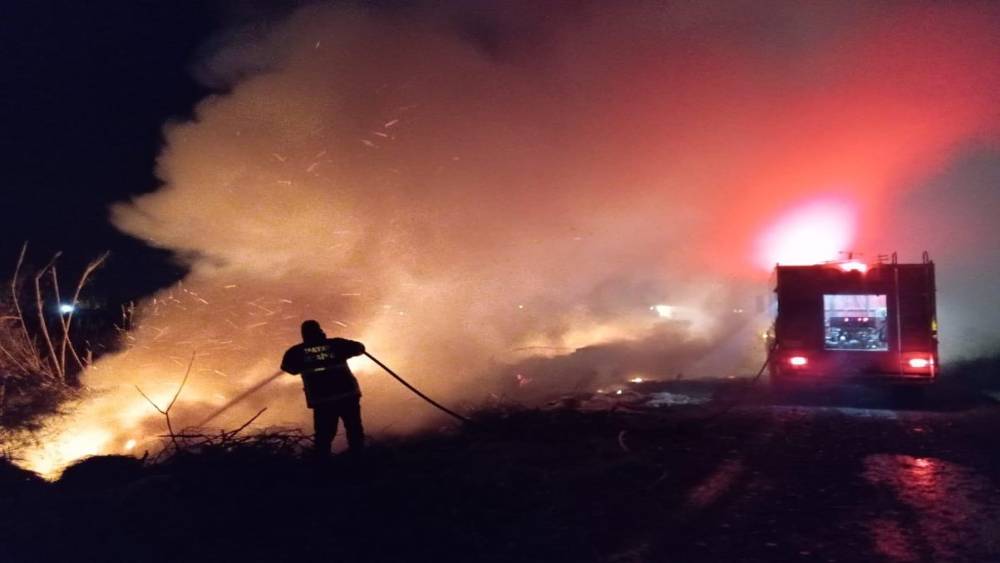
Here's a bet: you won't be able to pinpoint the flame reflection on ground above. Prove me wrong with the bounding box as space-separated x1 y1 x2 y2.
687 458 746 509
863 454 1000 562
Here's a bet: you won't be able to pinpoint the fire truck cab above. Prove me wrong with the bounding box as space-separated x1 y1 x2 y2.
770 253 938 385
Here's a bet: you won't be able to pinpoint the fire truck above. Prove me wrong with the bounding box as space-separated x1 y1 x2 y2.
769 253 938 385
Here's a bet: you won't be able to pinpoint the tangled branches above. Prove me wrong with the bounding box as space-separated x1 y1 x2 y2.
147 426 312 464
1 243 108 425
135 352 307 462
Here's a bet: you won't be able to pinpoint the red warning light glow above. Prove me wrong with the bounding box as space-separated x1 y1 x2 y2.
757 198 858 269
789 356 808 366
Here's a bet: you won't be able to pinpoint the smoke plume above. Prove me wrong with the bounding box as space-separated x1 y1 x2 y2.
19 0 1000 474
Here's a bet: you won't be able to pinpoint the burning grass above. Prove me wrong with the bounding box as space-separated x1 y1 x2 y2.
1 399 741 563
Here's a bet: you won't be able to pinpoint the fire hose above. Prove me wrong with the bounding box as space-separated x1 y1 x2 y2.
195 351 470 428
195 370 283 428
362 352 471 423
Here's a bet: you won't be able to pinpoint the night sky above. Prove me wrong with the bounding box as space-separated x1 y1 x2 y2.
1 2 222 300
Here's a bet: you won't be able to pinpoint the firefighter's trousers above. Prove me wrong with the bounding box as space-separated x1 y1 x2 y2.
312 397 364 456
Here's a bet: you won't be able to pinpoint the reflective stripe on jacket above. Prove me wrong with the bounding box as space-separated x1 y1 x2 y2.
281 338 365 408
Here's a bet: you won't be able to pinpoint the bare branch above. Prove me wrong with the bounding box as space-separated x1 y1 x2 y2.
166 351 196 413
0 341 32 374
135 384 179 449
134 385 166 415
60 252 109 373
33 252 62 381
49 266 68 374
10 242 40 371
72 252 109 306
135 351 196 452
223 407 268 439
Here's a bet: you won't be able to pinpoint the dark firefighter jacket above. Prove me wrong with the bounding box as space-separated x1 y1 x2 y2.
281 338 365 408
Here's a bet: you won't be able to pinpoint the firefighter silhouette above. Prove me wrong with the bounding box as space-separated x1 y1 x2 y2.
281 320 366 457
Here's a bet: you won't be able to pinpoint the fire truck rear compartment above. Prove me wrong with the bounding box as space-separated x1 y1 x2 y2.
771 255 937 386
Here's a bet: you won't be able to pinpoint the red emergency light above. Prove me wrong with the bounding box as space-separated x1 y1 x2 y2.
788 356 808 366
908 358 933 369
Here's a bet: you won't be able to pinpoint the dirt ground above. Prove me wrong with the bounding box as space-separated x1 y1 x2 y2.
4 379 1000 563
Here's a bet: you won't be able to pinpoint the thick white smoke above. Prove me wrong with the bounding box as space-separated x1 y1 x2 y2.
16 0 1000 475
107 0 780 431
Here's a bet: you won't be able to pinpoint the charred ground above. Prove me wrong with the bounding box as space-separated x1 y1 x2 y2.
4 369 1000 563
